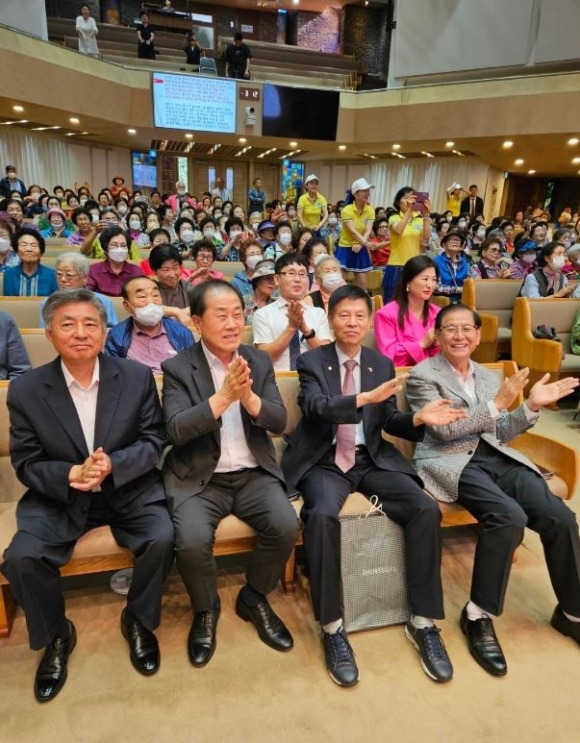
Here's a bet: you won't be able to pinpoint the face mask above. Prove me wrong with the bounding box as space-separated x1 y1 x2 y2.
129 219 141 231
214 212 222 220
177 189 186 197
457 220 467 230
31 192 40 201
251 222 260 231
246 254 262 271
51 220 64 230
0 237 10 253
279 232 292 245
203 228 215 238
91 213 99 223
133 302 164 327
118 204 128 215
108 246 128 263
522 253 536 264
561 239 572 248
477 228 486 239
229 230 243 240
321 272 344 292
80 197 88 205
180 229 195 244
328 217 338 227
551 255 566 270
287 210 296 219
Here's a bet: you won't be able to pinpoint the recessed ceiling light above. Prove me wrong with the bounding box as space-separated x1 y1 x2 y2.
445 141 454 148
392 143 401 150
289 141 298 147
127 128 136 134
185 133 193 139
338 145 346 150
528 169 536 174
568 138 579 146
573 157 580 164
12 105 24 113
502 140 514 149
514 158 524 165
239 137 247 143
69 117 79 124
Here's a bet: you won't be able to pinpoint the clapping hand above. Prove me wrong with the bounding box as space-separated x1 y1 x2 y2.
413 399 467 426
69 447 112 491
527 373 579 412
493 367 530 411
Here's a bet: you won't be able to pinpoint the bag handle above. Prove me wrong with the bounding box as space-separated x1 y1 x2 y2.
362 495 385 518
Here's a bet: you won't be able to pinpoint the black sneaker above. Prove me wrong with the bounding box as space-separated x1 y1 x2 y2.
322 627 359 687
405 622 453 682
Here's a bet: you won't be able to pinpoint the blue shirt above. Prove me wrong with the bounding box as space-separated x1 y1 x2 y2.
3 263 59 296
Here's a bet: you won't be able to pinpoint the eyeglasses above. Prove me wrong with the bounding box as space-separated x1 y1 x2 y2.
196 253 213 261
439 324 479 336
278 270 308 279
56 272 80 280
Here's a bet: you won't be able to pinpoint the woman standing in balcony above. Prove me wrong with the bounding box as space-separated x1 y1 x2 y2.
76 4 99 57
137 12 156 60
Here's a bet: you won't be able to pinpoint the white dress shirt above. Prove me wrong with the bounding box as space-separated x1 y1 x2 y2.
61 358 100 454
201 342 259 473
335 346 366 446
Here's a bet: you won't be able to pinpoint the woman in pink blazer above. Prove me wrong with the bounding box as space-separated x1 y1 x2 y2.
374 255 441 367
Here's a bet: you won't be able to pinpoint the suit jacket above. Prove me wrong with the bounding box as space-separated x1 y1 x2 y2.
281 343 423 492
7 355 167 543
406 355 540 503
161 342 287 511
460 195 484 216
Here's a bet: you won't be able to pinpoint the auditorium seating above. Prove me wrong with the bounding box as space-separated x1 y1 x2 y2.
1 362 577 637
461 278 522 360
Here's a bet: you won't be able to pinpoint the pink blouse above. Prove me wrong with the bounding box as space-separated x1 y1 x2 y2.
374 300 440 367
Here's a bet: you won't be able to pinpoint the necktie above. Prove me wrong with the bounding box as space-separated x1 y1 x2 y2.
470 198 475 217
335 359 357 472
289 330 301 371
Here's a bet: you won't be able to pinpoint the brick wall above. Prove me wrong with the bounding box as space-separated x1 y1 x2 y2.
343 4 390 77
296 7 341 54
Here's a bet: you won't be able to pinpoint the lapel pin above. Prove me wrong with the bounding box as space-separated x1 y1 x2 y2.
328 365 333 371
368 367 373 372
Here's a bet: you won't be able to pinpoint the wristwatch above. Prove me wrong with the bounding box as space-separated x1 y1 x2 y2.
301 329 316 342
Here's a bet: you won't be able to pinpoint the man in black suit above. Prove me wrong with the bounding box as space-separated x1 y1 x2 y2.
460 184 485 219
1 289 174 703
161 279 299 667
282 284 466 687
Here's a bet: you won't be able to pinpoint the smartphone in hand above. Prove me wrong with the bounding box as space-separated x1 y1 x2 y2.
413 192 429 215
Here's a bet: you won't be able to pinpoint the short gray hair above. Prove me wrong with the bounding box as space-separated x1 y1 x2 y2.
42 289 108 330
55 252 90 280
314 255 341 277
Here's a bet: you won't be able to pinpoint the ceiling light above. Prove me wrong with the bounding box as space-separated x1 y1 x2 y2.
573 157 580 164
69 117 79 124
445 141 454 148
421 151 434 158
392 143 401 150
514 158 524 165
239 137 247 143
289 141 298 147
568 138 579 146
502 140 514 149
338 145 346 151
12 105 24 113
527 169 536 174
127 128 136 134
185 133 193 139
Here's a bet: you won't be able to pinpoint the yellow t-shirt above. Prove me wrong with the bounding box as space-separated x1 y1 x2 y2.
388 212 424 265
298 192 328 228
338 203 375 247
446 195 462 217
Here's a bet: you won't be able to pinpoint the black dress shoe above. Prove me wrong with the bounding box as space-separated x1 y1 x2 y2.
235 592 293 652
460 605 507 677
34 620 77 703
121 609 160 676
551 604 580 646
322 628 359 687
188 608 220 667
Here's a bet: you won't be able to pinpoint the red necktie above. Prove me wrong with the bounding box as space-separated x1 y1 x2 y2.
335 359 357 472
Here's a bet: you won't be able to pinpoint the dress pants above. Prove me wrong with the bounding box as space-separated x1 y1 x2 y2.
457 439 580 616
172 468 299 612
298 447 445 626
1 496 175 650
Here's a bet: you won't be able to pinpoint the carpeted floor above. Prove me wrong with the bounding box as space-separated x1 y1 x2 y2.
2 403 580 743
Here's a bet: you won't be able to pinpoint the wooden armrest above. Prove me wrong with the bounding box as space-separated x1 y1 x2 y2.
510 430 580 499
479 313 499 344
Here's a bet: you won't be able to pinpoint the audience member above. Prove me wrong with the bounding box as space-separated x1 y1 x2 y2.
248 177 265 215
445 184 464 217
264 220 293 261
3 228 58 296
137 12 155 59
243 258 277 324
295 227 315 253
0 311 31 379
224 32 252 79
460 184 484 219
76 3 99 56
520 241 579 298
297 174 328 232
335 178 375 290
23 185 44 218
282 284 465 687
433 228 470 302
161 279 299 666
189 239 224 286
127 210 150 247
375 255 441 366
368 216 391 267
256 219 276 253
218 217 245 261
0 215 20 272
41 208 72 239
252 253 332 370
140 228 174 276
470 237 515 279
0 165 26 199
173 216 199 259
319 209 341 252
563 243 580 278
302 236 329 287
510 239 537 279
1 289 174 702
407 303 580 677
149 243 193 314
303 255 345 314
211 177 231 202
86 226 143 297
4 198 26 227
230 240 263 297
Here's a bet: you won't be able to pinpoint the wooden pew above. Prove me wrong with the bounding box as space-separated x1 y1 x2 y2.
461 279 523 361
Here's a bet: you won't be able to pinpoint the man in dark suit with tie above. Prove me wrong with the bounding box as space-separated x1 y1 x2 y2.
281 284 466 687
1 289 174 703
161 279 299 667
460 184 484 219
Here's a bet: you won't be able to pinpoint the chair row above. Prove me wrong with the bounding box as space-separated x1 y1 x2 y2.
1 363 577 637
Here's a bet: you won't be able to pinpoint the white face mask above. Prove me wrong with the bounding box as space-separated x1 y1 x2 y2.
91 213 99 223
0 237 10 253
133 302 164 327
118 204 128 215
279 232 292 245
246 254 262 271
177 189 186 197
229 230 243 240
522 253 536 264
251 222 260 231
51 220 64 230
180 229 195 244
551 255 566 270
203 228 215 238
477 228 486 239
108 246 128 263
457 220 467 230
321 272 344 291
80 197 88 205
328 217 338 227
561 239 572 248
129 219 141 231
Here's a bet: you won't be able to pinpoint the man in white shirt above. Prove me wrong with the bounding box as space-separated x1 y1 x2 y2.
1 289 174 702
161 279 299 668
252 253 333 370
211 177 231 202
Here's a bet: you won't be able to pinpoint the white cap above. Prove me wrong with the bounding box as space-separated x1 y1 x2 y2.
351 177 374 193
305 173 319 185
446 182 462 193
